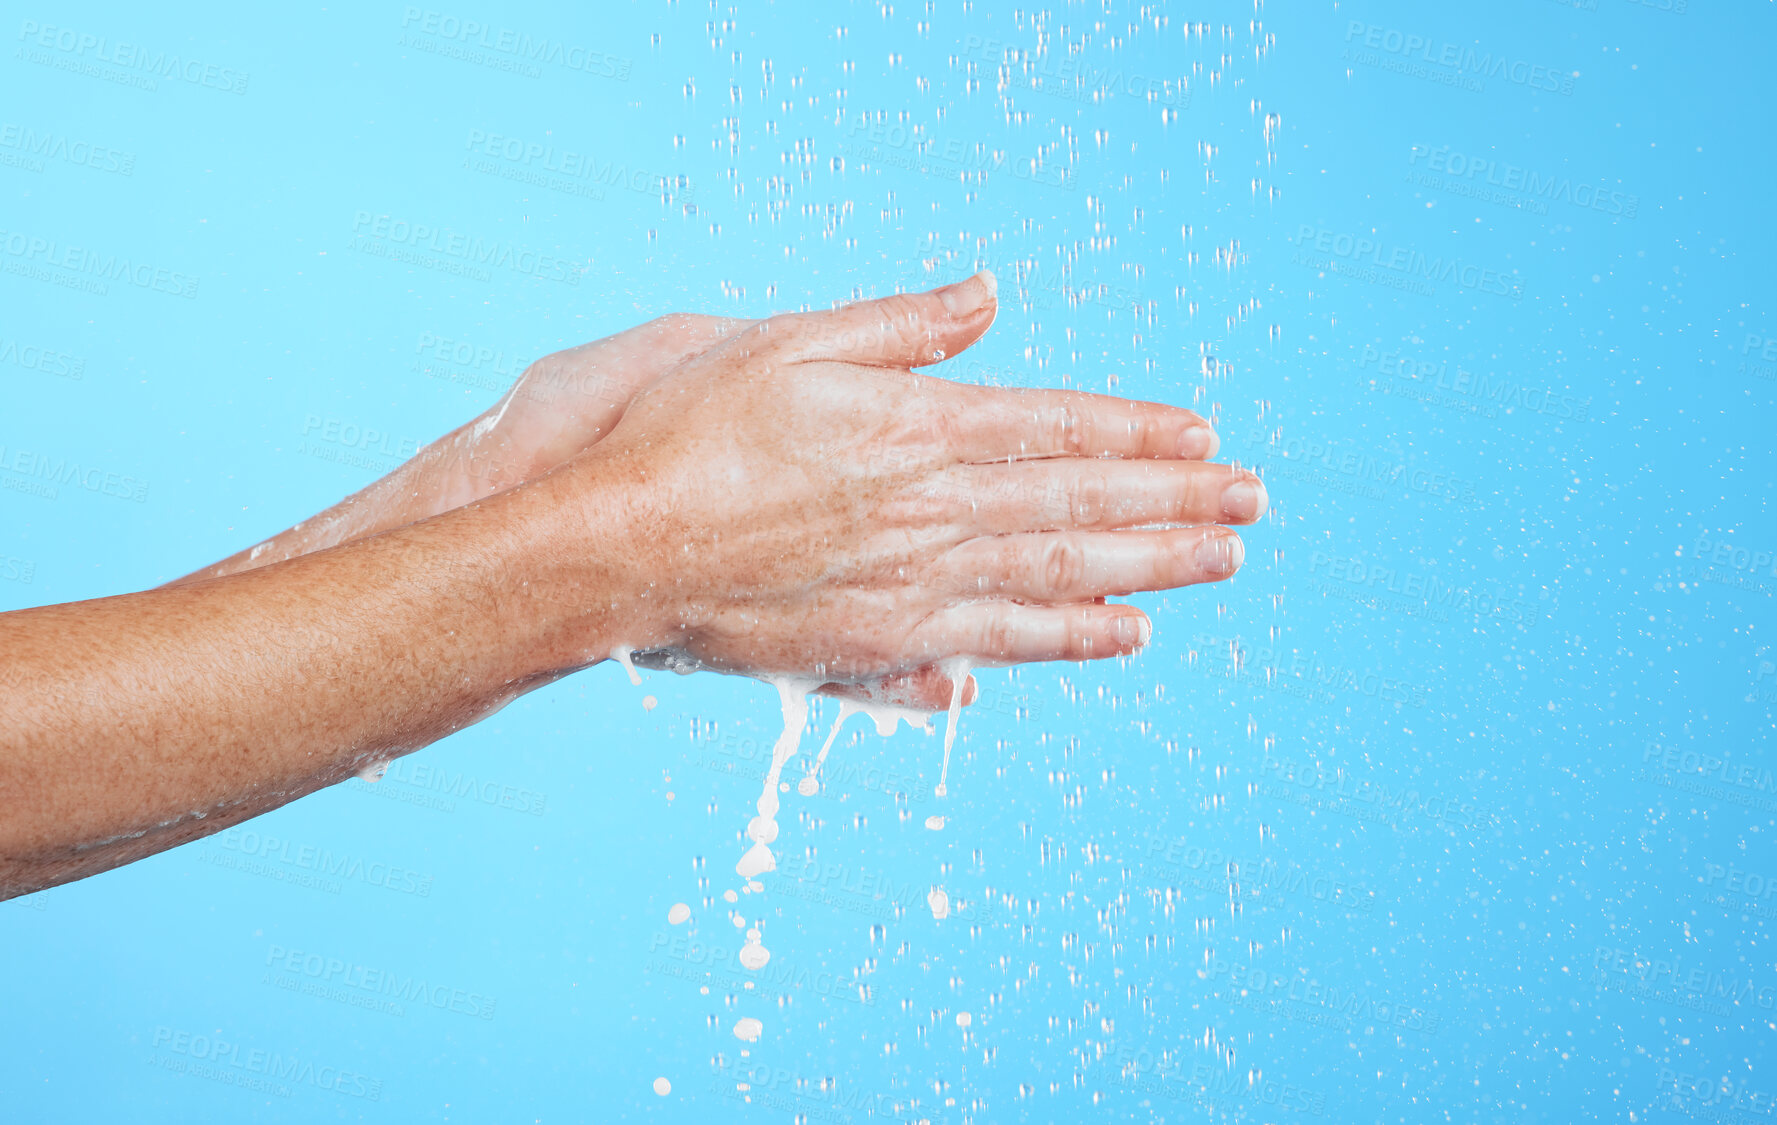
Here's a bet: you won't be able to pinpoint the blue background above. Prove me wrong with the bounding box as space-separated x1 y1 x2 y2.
3 1 1774 1121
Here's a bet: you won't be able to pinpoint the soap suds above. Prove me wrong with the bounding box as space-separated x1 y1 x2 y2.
925 815 946 831
935 658 973 799
739 928 771 970
733 1017 764 1042
667 903 691 925
798 700 857 796
356 761 389 783
643 694 658 711
956 1012 972 1028
652 1076 672 1096
611 646 643 686
733 678 815 880
928 886 950 920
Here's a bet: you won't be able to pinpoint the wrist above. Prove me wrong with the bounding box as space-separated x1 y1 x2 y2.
474 453 674 679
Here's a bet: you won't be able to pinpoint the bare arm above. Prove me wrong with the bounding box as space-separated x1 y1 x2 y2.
173 312 753 585
1 466 635 897
0 271 1266 898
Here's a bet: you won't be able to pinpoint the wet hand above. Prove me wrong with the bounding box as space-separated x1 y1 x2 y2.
575 271 1267 710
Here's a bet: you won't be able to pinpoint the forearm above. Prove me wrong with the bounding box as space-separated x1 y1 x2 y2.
172 416 540 585
0 467 638 897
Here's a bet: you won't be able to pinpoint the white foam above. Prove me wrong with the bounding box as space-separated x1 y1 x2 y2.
733 1017 764 1042
739 927 771 970
731 678 815 878
935 658 973 799
356 761 389 783
667 903 691 925
736 840 775 880
925 815 946 831
956 1012 972 1028
928 886 950 920
652 1076 672 1096
643 694 658 711
798 700 857 796
611 646 643 686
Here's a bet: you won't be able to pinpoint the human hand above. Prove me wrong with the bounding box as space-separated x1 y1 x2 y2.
557 270 1267 710
175 313 754 583
418 312 756 511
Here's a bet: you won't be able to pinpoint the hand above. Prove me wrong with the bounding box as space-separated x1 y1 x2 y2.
176 313 753 582
437 313 755 506
560 270 1268 710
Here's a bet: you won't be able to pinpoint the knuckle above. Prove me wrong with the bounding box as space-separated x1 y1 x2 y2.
976 612 1020 658
1067 473 1109 526
1039 536 1087 596
1061 611 1093 659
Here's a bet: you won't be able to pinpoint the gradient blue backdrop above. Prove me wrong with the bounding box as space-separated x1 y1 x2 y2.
3 1 1773 1121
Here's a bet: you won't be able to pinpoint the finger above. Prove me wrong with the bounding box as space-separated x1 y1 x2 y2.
941 460 1268 532
759 270 999 369
938 527 1244 602
939 384 1219 461
819 667 979 713
907 601 1153 665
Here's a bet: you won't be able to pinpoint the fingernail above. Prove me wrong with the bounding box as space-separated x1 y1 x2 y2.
1196 532 1245 576
1112 613 1152 648
939 269 996 317
1220 478 1268 522
1179 425 1219 460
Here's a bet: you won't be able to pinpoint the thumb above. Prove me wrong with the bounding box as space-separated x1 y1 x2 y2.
768 269 998 369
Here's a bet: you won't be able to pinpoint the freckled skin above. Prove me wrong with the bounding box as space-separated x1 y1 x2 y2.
0 271 1265 899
